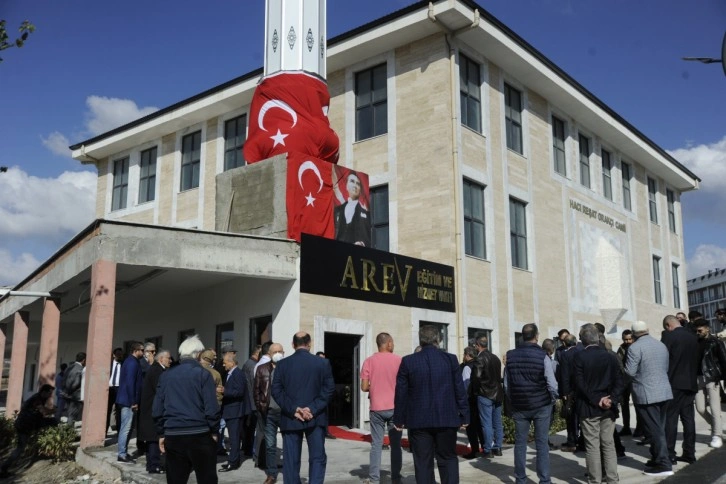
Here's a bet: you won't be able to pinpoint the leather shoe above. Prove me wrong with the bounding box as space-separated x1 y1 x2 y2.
263 477 277 484
462 451 477 459
219 463 241 472
117 455 136 464
677 455 695 464
480 451 492 458
492 448 502 457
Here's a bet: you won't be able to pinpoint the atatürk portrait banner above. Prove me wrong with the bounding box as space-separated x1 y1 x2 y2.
300 234 456 312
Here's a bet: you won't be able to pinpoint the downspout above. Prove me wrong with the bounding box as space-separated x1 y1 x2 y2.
428 3 480 353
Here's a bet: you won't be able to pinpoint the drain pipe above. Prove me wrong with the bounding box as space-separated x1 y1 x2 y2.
428 2 480 354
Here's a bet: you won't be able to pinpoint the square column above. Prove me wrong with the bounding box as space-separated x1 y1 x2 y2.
80 260 116 449
0 324 6 395
6 311 29 416
38 297 61 387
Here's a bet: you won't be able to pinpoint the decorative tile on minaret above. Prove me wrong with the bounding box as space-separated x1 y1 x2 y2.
265 0 326 78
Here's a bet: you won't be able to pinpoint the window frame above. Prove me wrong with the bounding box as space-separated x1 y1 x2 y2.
666 189 676 233
621 161 632 211
180 130 202 191
552 115 567 176
672 263 680 308
509 198 528 270
459 54 482 133
653 255 662 304
601 148 613 201
647 176 658 224
224 114 247 171
463 179 486 259
420 321 449 352
111 156 130 211
578 134 591 188
504 83 523 154
355 63 388 141
138 146 157 204
369 184 390 251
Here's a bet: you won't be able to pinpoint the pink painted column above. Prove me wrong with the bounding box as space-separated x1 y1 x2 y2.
6 311 29 416
80 260 116 449
38 297 61 388
0 324 6 395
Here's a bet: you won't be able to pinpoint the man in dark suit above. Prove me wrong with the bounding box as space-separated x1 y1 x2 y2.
334 171 371 246
138 350 169 474
271 332 335 484
219 353 249 472
393 325 469 484
574 324 624 484
116 342 144 463
557 333 582 452
661 314 699 464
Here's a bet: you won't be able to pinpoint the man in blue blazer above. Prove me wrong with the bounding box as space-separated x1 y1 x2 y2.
219 354 249 472
271 332 335 484
116 342 144 463
393 325 469 484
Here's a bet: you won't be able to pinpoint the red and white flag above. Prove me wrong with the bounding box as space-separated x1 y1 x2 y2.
286 152 335 242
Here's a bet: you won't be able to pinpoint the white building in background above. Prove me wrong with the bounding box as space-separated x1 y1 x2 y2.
687 268 726 331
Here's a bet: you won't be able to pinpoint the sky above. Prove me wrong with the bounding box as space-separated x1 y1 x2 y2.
0 0 725 287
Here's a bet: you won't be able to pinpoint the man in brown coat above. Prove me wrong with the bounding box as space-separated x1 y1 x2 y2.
200 349 225 455
254 343 285 484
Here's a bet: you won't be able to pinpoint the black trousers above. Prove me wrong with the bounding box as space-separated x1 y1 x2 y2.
226 417 242 466
465 397 484 452
242 412 256 456
666 389 696 460
408 427 458 484
621 384 632 429
637 401 671 470
165 432 218 484
106 386 120 432
146 440 161 471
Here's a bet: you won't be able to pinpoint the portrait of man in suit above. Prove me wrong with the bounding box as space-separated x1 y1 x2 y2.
271 332 335 484
333 168 371 247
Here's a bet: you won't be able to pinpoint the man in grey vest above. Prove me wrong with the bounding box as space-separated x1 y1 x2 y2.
504 323 558 484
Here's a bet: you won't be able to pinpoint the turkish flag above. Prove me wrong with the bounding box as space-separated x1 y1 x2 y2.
245 72 339 165
286 152 335 242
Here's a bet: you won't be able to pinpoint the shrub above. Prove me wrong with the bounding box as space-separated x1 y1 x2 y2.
0 415 16 452
34 425 76 463
502 401 567 444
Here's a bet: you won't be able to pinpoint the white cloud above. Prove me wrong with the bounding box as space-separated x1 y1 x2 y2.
0 250 41 287
41 131 72 157
0 167 96 238
669 136 726 195
686 244 726 279
85 95 158 136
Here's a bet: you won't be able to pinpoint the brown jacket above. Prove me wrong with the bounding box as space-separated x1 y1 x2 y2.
203 365 223 405
254 361 274 415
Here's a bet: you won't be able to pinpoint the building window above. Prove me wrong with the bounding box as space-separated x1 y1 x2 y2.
601 149 612 201
552 116 566 176
653 256 662 304
467 328 493 347
178 328 195 349
224 115 247 171
672 264 680 308
459 55 481 133
111 157 129 211
249 315 272 356
509 198 528 270
647 176 658 223
138 147 157 203
420 321 448 351
504 84 523 154
667 189 676 233
579 134 591 188
463 179 486 259
216 322 234 357
181 131 202 191
621 161 632 211
355 64 387 141
370 185 389 251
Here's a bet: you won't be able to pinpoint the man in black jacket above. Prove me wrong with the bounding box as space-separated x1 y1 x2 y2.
694 320 723 449
558 334 582 452
470 335 503 458
661 314 699 464
574 325 624 483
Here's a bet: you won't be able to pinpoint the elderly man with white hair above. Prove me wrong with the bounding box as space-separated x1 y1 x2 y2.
624 321 673 477
153 335 221 484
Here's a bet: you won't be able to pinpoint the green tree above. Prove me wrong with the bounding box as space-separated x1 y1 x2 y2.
0 19 35 62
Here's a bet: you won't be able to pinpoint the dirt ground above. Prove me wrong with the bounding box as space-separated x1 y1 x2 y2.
0 456 112 484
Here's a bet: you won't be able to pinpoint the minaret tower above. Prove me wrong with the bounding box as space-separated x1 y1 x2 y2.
264 0 326 78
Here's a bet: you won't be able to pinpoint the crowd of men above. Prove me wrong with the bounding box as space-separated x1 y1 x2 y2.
2 309 726 483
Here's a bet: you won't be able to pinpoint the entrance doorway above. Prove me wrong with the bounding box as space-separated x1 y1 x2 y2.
324 332 362 428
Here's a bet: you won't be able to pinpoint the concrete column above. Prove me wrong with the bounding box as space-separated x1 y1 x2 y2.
6 311 29 416
80 260 116 449
38 297 61 388
0 324 6 395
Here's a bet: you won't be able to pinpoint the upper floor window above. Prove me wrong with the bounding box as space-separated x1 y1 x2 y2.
111 157 129 211
666 189 676 233
601 149 612 201
647 176 658 223
463 179 486 259
552 116 566 176
355 64 387 141
504 83 523 154
672 263 680 308
621 161 632 211
181 131 202 191
579 134 591 188
509 198 528 270
370 185 389 251
138 147 157 204
224 115 247 171
653 255 662 304
459 55 481 133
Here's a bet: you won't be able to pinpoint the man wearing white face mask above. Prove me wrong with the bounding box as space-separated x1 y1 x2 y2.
254 343 285 484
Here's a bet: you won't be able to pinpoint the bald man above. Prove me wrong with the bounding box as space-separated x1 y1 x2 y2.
271 332 334 484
